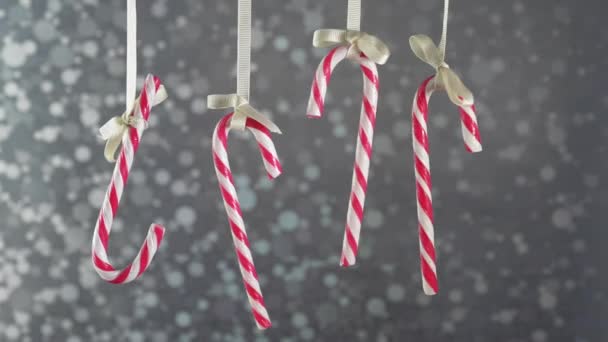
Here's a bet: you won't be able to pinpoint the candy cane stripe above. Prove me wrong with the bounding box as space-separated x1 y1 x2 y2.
460 105 482 152
212 113 281 329
361 66 379 89
308 47 349 118
91 74 166 284
411 75 482 295
307 46 379 267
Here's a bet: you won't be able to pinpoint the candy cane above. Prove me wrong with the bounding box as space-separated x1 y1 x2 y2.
92 74 167 284
307 45 379 267
212 113 282 329
412 75 482 295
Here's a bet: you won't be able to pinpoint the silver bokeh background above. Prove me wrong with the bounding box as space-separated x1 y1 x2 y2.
0 0 606 341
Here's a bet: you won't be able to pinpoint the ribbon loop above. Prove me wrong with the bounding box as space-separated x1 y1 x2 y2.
207 94 282 134
409 34 473 107
313 29 390 65
100 85 168 162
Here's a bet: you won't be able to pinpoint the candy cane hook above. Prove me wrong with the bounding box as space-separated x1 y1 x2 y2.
212 113 282 329
307 45 380 267
412 75 482 295
92 75 167 284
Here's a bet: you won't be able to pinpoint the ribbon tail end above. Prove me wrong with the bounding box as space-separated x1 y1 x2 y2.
154 85 169 105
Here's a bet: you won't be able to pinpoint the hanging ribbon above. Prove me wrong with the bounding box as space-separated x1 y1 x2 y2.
125 0 137 112
207 0 280 134
207 94 281 133
313 30 390 65
98 0 169 162
409 0 473 107
312 0 390 64
409 35 473 107
99 86 168 162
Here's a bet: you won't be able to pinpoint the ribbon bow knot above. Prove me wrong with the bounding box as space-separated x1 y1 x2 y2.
207 94 282 134
313 29 390 65
99 85 168 162
409 34 474 107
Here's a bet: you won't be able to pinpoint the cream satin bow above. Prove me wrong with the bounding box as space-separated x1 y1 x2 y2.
99 85 168 162
207 94 282 134
409 34 473 107
313 29 390 65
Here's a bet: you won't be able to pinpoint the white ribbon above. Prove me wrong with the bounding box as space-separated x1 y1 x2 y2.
312 0 390 64
439 0 450 61
99 86 168 162
126 0 137 113
99 0 169 162
207 0 280 134
207 94 281 134
237 0 251 101
313 29 390 65
347 0 361 32
409 0 473 107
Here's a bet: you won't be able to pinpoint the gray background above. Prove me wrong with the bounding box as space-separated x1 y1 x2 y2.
0 0 606 341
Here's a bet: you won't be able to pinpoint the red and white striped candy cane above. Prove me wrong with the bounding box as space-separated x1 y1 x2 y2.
92 74 166 284
412 75 482 295
212 113 282 329
307 45 379 267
